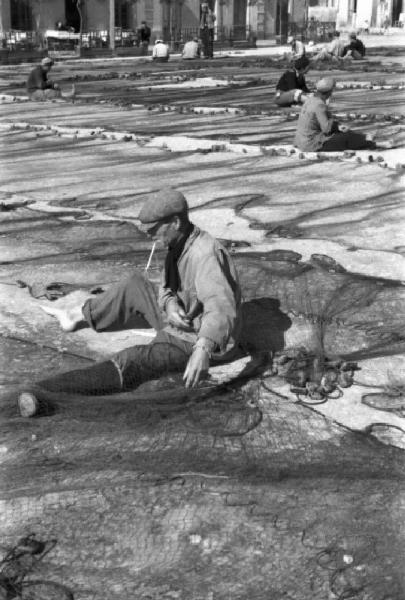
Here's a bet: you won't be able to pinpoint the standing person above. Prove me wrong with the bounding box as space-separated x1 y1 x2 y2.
182 37 201 60
26 57 62 101
200 1 216 59
342 32 366 59
312 31 346 62
275 56 311 107
138 21 151 53
17 190 243 417
294 77 392 152
152 39 170 62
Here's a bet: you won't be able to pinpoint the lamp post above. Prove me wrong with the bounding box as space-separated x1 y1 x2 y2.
109 0 115 50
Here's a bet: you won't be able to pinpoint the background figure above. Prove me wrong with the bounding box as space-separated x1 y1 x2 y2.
26 57 62 101
287 34 306 59
152 39 170 62
275 56 311 107
182 37 201 59
313 31 346 62
138 21 151 54
200 1 216 59
294 77 392 152
342 32 366 59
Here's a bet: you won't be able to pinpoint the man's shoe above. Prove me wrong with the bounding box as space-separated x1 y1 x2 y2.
18 391 40 417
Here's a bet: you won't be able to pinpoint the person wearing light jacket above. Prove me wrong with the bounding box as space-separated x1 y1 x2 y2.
17 190 243 417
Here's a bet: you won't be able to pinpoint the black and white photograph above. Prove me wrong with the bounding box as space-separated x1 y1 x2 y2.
0 0 405 598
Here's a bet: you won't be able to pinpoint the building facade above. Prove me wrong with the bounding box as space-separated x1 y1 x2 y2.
309 0 403 28
0 0 308 42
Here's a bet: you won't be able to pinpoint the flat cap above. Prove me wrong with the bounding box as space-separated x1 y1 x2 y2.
138 189 188 228
316 77 336 93
41 57 53 66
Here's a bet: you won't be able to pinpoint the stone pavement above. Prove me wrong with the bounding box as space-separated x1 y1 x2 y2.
0 47 405 600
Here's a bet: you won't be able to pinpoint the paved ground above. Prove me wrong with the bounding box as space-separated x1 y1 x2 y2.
0 42 405 600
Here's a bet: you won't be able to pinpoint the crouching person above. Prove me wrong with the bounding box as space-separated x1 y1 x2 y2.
275 56 311 107
152 39 170 62
18 190 243 417
27 57 62 101
294 77 392 152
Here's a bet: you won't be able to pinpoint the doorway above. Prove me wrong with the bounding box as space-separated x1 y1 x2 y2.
275 0 288 39
233 0 247 40
65 0 80 32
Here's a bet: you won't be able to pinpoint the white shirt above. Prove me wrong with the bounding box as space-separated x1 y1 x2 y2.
182 40 200 59
152 42 169 58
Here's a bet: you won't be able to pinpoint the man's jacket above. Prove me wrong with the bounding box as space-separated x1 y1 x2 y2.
27 66 53 93
276 69 309 93
159 227 242 356
294 94 338 151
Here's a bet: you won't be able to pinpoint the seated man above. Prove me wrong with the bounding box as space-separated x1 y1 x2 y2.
294 77 392 152
313 31 346 62
342 32 366 60
275 56 311 107
287 35 306 59
152 39 170 62
26 57 61 101
17 190 243 417
182 37 201 60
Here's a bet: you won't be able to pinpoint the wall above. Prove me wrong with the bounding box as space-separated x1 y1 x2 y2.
85 0 109 31
1 1 12 31
29 0 64 31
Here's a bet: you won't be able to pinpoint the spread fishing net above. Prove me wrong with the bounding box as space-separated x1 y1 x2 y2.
2 253 405 600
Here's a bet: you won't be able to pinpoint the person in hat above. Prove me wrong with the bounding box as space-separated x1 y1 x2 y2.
275 56 311 107
294 77 384 152
342 32 366 60
182 37 201 60
26 57 62 101
287 35 306 59
17 190 243 417
152 39 170 62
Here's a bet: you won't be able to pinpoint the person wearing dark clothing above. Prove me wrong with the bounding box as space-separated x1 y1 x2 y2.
26 57 62 101
294 77 378 152
17 190 243 418
200 2 216 59
275 56 311 107
138 21 151 54
342 33 366 59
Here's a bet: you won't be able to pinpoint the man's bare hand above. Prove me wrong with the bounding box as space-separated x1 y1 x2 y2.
167 304 193 331
183 347 210 388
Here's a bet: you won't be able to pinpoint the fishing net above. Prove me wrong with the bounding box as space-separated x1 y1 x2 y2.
1 254 405 600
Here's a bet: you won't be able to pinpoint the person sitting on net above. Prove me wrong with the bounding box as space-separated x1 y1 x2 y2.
152 39 170 62
275 56 311 107
26 57 75 102
294 77 393 152
287 35 306 59
17 190 243 418
182 37 201 60
342 32 366 60
312 31 346 62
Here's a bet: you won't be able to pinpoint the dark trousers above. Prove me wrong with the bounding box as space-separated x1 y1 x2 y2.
321 131 376 152
200 28 214 58
37 270 194 395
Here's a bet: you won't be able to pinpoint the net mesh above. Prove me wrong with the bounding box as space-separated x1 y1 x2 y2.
1 256 405 600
